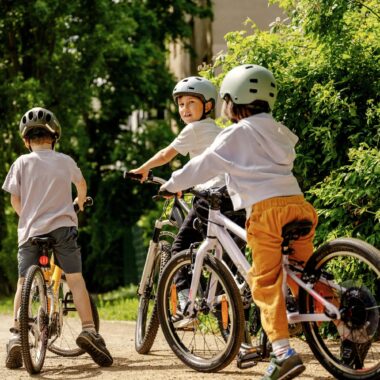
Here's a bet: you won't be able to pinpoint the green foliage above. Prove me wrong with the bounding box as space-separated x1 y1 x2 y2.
202 0 379 245
0 0 212 295
308 145 380 248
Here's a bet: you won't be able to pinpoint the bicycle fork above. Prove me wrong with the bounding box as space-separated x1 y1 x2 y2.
137 219 164 296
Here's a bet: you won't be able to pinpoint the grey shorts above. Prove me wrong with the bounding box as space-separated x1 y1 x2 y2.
18 226 82 277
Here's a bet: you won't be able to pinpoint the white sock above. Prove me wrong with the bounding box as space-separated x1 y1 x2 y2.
272 338 291 359
178 289 189 311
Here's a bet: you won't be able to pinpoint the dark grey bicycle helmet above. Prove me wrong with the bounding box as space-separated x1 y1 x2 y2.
173 76 218 109
19 107 61 141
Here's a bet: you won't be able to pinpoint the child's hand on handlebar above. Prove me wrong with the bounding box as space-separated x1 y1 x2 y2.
159 185 182 199
129 168 149 183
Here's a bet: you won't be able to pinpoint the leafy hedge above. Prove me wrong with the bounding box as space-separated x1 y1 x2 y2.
202 0 379 247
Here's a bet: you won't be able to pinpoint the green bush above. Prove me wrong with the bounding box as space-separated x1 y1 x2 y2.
202 0 379 245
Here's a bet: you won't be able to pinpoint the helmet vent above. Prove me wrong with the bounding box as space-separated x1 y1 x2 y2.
188 86 195 90
183 79 188 82
22 116 27 124
28 111 34 120
38 110 44 119
271 82 276 88
250 89 258 93
269 93 275 97
195 77 202 81
246 65 253 69
46 113 51 122
250 79 258 83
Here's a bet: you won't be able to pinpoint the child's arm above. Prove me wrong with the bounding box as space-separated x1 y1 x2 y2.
74 177 87 211
130 146 178 182
10 194 21 216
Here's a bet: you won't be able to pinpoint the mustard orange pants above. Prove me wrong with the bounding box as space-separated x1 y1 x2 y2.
246 195 318 342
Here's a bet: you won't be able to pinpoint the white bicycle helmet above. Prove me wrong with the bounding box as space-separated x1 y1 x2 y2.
220 65 277 110
173 76 218 109
19 107 61 140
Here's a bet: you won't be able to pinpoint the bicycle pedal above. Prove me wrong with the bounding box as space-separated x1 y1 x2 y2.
237 355 258 369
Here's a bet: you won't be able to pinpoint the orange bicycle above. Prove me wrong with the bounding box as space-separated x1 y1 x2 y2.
19 197 99 374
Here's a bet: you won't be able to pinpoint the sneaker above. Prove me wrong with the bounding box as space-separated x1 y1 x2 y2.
341 339 371 369
172 311 197 330
262 348 305 380
76 331 113 367
5 336 22 369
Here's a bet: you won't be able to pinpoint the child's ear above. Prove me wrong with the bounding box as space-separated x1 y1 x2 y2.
205 101 213 113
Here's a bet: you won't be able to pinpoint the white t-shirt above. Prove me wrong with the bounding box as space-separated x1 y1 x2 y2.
170 118 222 159
163 113 302 210
170 118 224 189
2 150 83 246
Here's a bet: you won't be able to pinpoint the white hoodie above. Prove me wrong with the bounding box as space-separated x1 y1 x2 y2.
162 113 302 211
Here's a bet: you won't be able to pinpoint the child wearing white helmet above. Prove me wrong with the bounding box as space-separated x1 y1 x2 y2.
2 107 113 370
160 64 318 379
130 77 247 325
130 76 220 181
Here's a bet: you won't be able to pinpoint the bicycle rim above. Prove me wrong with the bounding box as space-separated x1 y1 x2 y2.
20 266 48 374
157 250 245 372
48 280 99 357
300 238 380 380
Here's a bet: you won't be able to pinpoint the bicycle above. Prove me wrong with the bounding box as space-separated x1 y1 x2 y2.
156 186 380 379
124 170 191 354
19 197 99 374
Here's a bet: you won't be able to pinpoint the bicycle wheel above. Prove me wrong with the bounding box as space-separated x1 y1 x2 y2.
19 265 48 374
299 238 380 380
48 279 100 357
157 249 245 372
135 237 172 354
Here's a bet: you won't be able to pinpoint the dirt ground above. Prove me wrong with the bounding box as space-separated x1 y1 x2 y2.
0 314 334 379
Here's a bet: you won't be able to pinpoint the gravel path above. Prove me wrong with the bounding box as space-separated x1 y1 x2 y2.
0 314 333 379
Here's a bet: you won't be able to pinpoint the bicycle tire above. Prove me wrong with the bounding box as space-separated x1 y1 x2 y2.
135 239 172 354
299 238 380 380
19 265 49 374
157 249 245 372
48 280 100 357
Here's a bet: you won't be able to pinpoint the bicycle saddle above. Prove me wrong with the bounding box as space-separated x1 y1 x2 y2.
281 220 313 255
30 236 56 248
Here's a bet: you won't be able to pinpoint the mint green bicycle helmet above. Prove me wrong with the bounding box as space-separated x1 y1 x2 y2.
173 76 218 110
220 64 277 110
19 107 61 141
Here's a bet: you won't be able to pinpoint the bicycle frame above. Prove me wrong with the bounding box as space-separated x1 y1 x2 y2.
186 205 341 324
137 176 191 296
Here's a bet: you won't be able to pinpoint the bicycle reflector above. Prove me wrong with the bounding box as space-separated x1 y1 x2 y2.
171 284 178 315
222 295 229 330
39 255 49 266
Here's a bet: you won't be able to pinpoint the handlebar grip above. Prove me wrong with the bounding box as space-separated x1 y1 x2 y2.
158 189 176 197
74 196 93 213
123 170 154 182
123 171 143 180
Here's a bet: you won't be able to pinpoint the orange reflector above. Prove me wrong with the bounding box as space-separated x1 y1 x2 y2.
39 255 49 266
170 284 177 315
221 295 228 330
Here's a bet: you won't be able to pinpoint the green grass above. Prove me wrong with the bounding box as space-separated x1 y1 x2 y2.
0 285 140 321
0 298 13 315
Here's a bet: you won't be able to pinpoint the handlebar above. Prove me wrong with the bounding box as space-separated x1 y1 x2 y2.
73 196 93 214
123 170 166 186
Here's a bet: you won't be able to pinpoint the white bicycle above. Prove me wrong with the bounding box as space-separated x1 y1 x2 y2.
156 186 380 379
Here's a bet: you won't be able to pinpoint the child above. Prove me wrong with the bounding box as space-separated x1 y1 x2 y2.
160 65 318 380
2 107 113 369
130 77 229 322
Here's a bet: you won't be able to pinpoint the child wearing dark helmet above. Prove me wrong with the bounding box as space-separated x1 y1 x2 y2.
2 107 113 369
160 65 318 379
